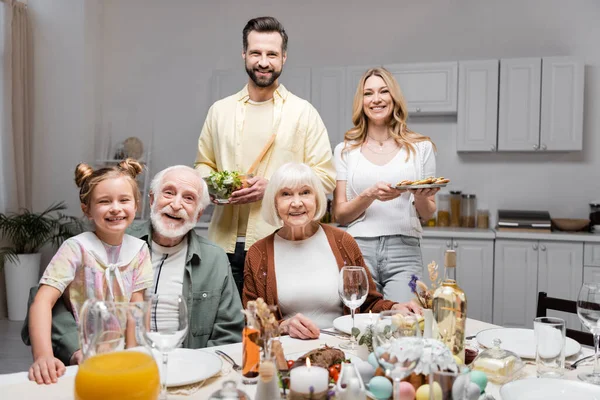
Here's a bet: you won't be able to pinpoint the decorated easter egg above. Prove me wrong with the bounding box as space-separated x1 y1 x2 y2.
469 370 488 393
415 382 442 400
368 352 380 369
452 374 470 399
368 376 393 400
465 382 482 400
398 381 416 400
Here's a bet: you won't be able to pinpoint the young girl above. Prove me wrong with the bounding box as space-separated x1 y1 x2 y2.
27 159 154 385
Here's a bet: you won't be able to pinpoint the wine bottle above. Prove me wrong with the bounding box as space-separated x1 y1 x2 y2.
432 249 467 362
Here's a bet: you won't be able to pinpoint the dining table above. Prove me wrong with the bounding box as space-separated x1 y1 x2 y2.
0 318 595 399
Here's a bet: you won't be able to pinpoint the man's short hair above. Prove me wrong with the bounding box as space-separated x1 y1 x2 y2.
150 165 210 212
261 163 327 228
242 16 288 53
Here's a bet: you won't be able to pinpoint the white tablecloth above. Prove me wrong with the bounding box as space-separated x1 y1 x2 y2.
0 318 594 399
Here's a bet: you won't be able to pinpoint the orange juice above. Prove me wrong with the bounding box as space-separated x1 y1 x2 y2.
75 351 160 400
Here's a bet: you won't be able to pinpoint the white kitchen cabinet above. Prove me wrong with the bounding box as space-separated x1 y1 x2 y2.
584 267 600 285
421 237 494 323
385 62 458 115
311 67 347 149
494 240 584 329
497 58 542 151
584 243 600 267
540 57 584 151
493 240 539 328
457 60 499 152
538 241 584 329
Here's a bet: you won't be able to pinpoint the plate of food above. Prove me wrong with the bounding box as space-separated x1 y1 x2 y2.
202 170 249 204
395 176 450 190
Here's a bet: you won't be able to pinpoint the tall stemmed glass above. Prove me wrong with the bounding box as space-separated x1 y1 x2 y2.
338 266 369 350
577 283 600 385
372 311 423 400
144 294 189 399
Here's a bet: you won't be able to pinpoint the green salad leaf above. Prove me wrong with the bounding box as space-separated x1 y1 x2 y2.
206 170 243 199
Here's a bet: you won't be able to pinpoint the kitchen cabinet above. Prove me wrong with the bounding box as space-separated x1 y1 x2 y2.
384 62 458 115
497 57 584 151
584 243 600 267
537 241 584 329
421 237 494 323
456 60 499 151
497 58 542 151
458 56 583 152
584 267 600 285
494 240 583 329
540 57 584 151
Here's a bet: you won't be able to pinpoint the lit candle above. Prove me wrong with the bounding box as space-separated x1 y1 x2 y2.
289 358 329 395
369 310 373 324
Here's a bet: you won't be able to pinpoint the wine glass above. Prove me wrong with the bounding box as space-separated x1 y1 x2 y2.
338 266 369 350
372 311 424 400
577 282 600 385
144 294 189 399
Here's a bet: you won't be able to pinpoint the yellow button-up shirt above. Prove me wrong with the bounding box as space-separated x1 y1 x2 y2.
195 84 336 253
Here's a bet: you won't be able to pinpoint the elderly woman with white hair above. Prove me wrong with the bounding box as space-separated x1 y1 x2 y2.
243 162 420 339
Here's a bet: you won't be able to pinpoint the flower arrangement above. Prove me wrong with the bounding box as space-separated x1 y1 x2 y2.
409 261 441 309
242 298 280 356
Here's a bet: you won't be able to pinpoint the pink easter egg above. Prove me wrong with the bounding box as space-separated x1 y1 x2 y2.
398 381 416 400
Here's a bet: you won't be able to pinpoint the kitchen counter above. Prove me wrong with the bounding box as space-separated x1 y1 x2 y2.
494 229 600 243
422 227 495 239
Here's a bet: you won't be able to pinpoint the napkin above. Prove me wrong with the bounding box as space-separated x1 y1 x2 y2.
167 366 230 396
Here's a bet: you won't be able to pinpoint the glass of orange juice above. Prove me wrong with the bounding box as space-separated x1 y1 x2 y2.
75 300 160 400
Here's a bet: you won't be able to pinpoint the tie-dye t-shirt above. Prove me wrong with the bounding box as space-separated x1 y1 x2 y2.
39 232 153 322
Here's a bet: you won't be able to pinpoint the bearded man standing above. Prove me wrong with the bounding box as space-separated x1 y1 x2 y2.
195 16 336 297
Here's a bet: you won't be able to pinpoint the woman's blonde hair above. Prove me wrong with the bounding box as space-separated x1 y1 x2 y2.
74 158 144 210
261 163 327 228
344 67 435 160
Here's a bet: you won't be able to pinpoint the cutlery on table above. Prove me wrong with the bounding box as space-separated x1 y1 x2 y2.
319 329 351 339
214 350 242 371
567 354 596 370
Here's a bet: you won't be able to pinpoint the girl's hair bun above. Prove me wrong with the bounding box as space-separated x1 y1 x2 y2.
74 163 94 188
119 158 144 178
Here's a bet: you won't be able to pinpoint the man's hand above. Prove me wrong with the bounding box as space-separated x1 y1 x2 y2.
28 355 66 384
228 176 269 205
280 313 320 340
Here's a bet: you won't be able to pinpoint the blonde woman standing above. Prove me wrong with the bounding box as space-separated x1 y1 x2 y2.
333 67 439 303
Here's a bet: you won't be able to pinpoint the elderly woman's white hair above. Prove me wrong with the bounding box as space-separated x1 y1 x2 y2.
150 165 210 213
261 162 327 227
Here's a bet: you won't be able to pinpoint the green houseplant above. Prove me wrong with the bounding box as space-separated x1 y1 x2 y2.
0 202 83 320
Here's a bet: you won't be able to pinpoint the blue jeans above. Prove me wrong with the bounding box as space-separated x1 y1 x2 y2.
354 235 424 303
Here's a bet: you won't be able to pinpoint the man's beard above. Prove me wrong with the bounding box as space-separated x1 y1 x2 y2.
151 204 199 240
245 64 282 88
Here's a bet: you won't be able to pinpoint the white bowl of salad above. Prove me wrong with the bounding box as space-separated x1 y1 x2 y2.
203 171 248 204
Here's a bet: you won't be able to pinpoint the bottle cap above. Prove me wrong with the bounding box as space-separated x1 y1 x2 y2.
445 250 457 268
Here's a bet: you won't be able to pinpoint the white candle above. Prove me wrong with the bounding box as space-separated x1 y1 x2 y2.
290 358 329 394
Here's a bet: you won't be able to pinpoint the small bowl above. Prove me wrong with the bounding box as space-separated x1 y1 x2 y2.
203 174 249 204
551 218 590 232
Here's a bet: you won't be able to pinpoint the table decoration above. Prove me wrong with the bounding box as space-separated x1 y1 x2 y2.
408 260 442 338
289 358 330 399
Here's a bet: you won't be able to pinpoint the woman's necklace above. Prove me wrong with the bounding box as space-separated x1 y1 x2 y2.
365 135 397 154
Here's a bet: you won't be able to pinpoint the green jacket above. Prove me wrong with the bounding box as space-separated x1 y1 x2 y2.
22 221 244 364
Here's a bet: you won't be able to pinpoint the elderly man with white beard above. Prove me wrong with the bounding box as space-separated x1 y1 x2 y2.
21 165 244 365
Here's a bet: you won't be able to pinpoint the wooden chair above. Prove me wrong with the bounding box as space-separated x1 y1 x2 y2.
536 292 594 347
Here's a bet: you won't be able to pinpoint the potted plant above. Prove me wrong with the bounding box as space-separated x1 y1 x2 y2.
0 202 83 320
